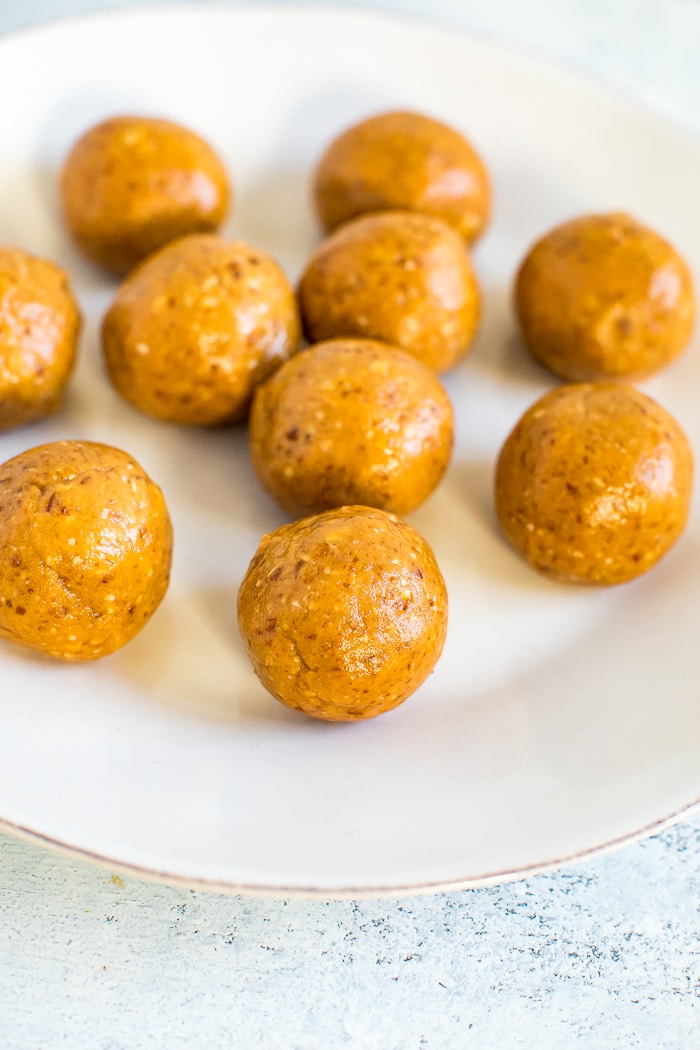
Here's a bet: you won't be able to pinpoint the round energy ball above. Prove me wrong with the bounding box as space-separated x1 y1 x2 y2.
237 506 448 721
515 212 695 381
495 383 693 585
313 109 491 243
60 115 230 274
0 440 173 661
0 245 81 430
102 233 301 425
298 210 480 372
249 338 454 517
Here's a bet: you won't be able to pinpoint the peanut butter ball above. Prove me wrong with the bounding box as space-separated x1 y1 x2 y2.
314 109 491 242
102 234 301 425
0 245 81 430
237 506 448 721
299 211 480 372
249 338 454 517
495 383 693 585
61 115 230 274
515 212 695 380
0 440 173 661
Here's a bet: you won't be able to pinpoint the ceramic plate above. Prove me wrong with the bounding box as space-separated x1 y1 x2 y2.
1 4 699 896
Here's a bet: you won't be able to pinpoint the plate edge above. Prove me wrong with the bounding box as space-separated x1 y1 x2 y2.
0 1 699 148
3 794 700 900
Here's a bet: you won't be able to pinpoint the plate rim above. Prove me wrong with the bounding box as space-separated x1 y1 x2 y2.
4 794 700 898
2 0 698 148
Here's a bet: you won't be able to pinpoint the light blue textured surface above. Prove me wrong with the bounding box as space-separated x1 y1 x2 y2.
1 818 699 1047
1 2 699 1047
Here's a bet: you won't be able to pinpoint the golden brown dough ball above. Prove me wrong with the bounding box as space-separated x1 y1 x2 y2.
0 440 172 661
237 506 448 721
298 211 480 372
515 212 695 381
495 383 693 585
60 115 230 274
0 245 81 431
102 233 301 425
313 109 491 243
249 338 454 517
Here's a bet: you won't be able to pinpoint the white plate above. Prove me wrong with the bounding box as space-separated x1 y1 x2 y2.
1 4 699 897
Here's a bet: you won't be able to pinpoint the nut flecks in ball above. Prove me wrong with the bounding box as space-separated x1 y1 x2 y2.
0 245 81 431
495 382 693 585
102 233 301 425
60 115 231 274
0 440 173 661
298 210 480 373
314 109 491 243
249 337 454 517
515 212 695 381
237 506 448 721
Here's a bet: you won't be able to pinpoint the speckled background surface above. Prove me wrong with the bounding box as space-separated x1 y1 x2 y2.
2 817 699 1047
1 1 700 1047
